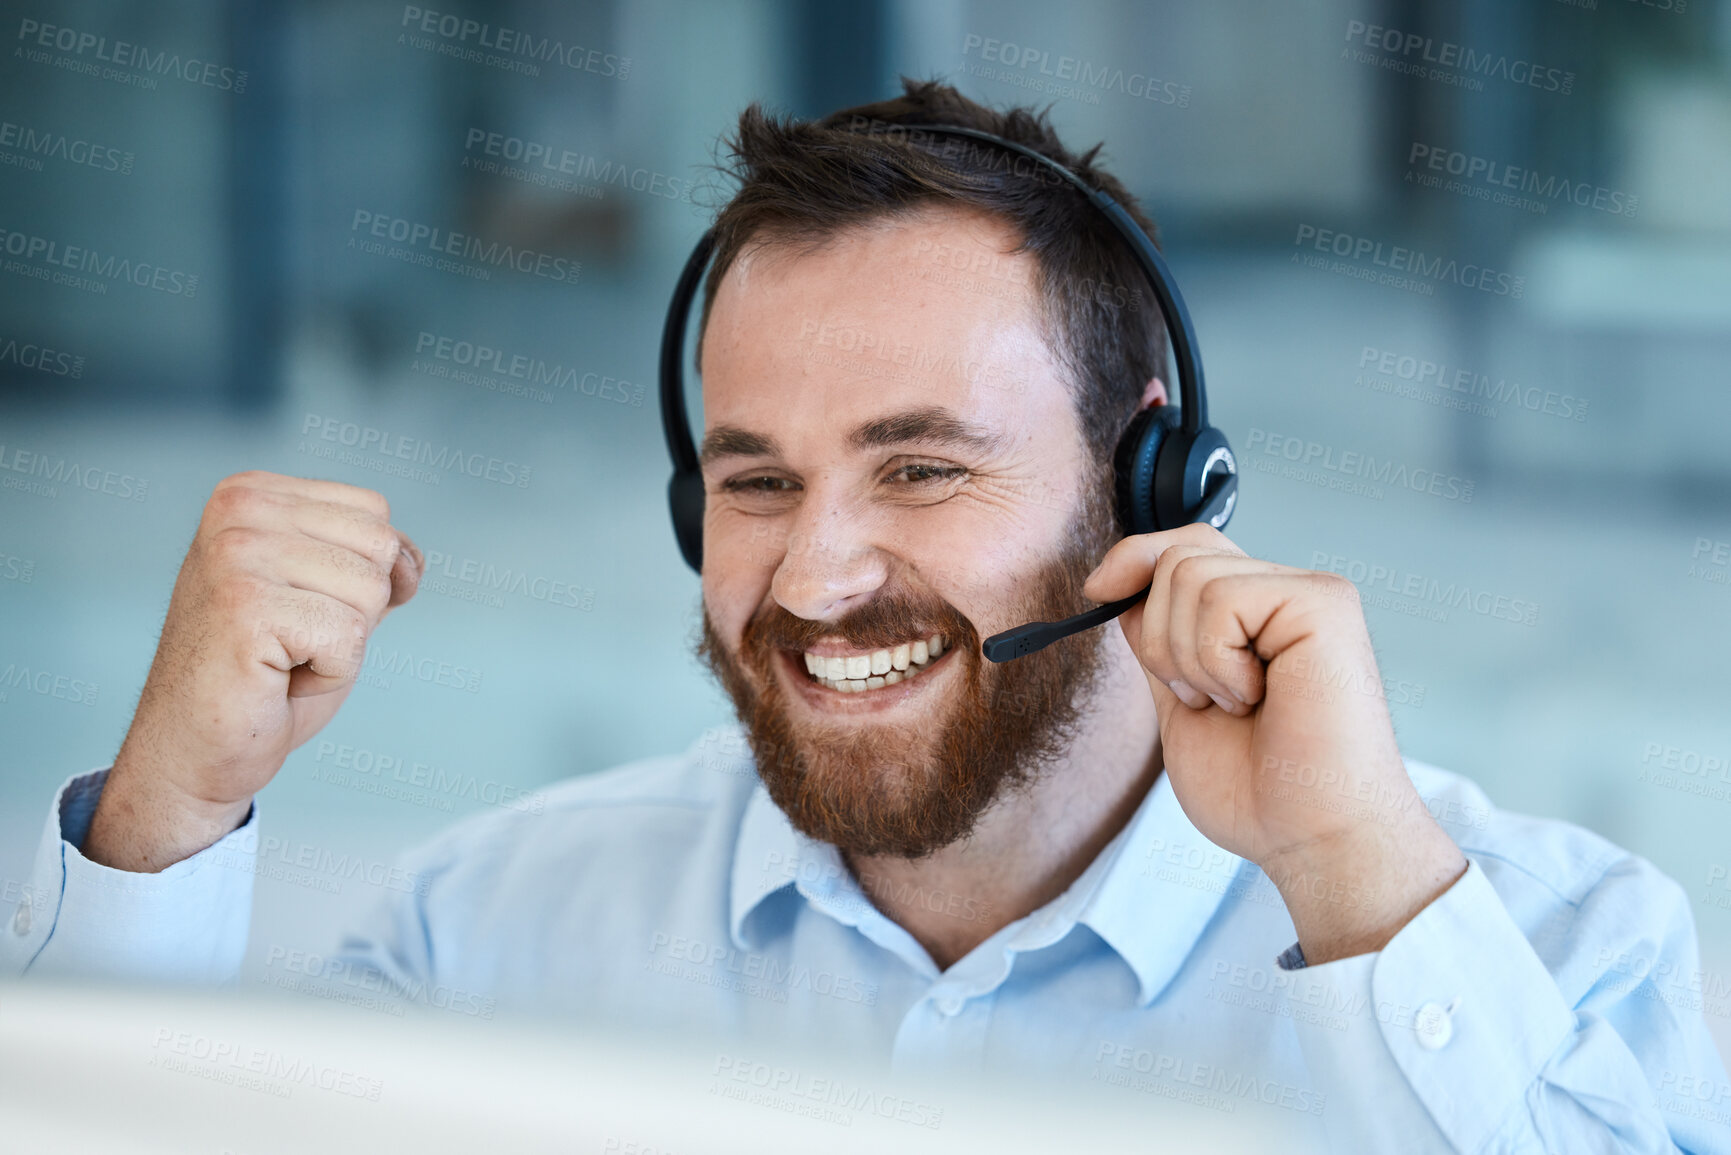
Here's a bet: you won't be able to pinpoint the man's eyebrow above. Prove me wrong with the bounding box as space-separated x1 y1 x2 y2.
699 425 780 467
847 407 1006 455
700 407 1005 467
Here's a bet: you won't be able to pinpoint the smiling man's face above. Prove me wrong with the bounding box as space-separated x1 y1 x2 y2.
696 205 1116 858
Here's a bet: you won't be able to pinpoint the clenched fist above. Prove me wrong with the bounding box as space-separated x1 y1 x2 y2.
84 472 422 873
1083 522 1466 963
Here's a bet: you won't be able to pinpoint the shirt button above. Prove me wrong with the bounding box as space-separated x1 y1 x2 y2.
935 995 963 1017
1413 999 1457 1050
11 901 31 936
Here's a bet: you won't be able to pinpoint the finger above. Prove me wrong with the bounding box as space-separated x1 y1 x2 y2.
273 517 420 619
1190 573 1270 708
266 533 396 626
276 497 404 572
1165 553 1294 712
1137 543 1243 710
248 587 369 698
1117 601 1183 721
214 470 391 524
1191 570 1366 707
1083 522 1246 603
287 664 357 701
206 481 402 574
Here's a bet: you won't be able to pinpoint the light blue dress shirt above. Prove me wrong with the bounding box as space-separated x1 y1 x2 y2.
6 724 1729 1153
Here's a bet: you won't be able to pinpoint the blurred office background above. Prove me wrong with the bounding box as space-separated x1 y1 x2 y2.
2 0 1729 1059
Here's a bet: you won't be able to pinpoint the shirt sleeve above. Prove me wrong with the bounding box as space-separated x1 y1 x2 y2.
1279 856 1731 1154
263 819 487 1019
1 769 257 985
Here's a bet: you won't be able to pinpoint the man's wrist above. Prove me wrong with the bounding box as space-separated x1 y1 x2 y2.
1260 819 1467 965
84 758 252 874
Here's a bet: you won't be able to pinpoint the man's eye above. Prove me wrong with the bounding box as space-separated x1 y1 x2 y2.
722 476 799 493
890 463 967 485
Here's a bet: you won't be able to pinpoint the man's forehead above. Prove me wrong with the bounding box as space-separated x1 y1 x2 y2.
698 207 1070 455
703 206 1044 353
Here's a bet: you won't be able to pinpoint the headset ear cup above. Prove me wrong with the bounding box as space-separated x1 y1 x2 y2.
1113 405 1179 537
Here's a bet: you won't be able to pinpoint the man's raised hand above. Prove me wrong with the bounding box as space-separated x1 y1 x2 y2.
1084 523 1466 963
83 472 421 873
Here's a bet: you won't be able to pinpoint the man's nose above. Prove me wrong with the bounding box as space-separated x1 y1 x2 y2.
768 503 889 622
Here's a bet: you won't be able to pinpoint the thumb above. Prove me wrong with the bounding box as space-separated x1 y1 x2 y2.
382 531 423 619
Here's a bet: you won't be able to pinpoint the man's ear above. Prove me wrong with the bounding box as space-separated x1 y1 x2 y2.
1140 377 1168 409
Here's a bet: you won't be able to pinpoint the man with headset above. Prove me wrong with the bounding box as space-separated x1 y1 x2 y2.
7 81 1727 1152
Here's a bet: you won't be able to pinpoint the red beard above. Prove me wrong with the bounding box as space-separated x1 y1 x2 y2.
697 521 1109 859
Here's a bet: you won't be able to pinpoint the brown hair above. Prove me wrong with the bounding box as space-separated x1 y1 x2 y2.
698 77 1167 483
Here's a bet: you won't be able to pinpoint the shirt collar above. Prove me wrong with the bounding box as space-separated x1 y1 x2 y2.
724 733 1244 1005
729 780 802 951
1074 767 1247 1006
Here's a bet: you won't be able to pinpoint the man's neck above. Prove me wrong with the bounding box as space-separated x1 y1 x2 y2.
844 632 1162 971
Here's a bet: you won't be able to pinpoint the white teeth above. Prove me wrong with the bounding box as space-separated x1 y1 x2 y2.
802 635 948 694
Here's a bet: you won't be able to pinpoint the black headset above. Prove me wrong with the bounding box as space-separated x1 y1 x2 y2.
659 123 1237 662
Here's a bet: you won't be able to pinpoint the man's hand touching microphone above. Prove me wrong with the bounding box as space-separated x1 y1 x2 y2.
83 472 422 873
1083 523 1466 964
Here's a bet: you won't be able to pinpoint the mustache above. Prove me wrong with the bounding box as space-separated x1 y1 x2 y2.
741 591 981 657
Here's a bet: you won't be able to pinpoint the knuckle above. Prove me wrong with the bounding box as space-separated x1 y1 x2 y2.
213 469 269 494
328 602 368 645
368 529 400 564
345 484 390 523
364 568 394 613
1164 549 1207 589
1311 572 1360 606
204 480 260 524
1196 523 1240 552
204 524 264 567
210 574 269 622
